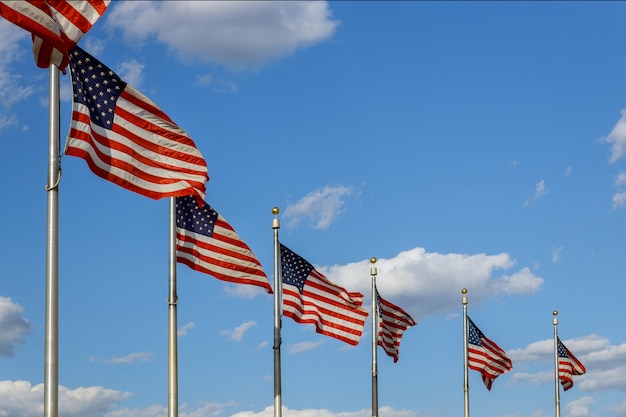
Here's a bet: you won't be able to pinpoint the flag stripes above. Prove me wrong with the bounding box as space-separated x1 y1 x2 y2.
557 337 586 391
66 46 209 201
0 0 109 70
467 317 513 390
376 290 416 362
280 244 368 346
176 196 272 293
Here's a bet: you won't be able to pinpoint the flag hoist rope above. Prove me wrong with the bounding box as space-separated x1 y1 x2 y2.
44 64 61 417
272 207 282 417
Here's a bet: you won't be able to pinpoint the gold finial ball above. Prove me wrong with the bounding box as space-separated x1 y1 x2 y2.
553 310 558 316
272 207 280 215
370 257 377 264
462 288 467 294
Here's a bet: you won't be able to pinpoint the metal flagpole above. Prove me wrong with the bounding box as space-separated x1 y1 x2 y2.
553 310 560 417
44 64 61 417
168 197 179 417
272 207 282 417
370 257 379 417
462 288 470 417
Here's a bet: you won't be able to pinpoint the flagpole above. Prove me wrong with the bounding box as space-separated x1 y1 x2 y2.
462 288 470 417
553 310 560 417
44 64 61 417
44 63 61 417
272 207 282 417
168 197 179 417
370 257 379 417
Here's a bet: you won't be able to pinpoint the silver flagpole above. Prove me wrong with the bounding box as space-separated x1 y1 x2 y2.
370 257 378 417
168 197 179 417
553 311 560 417
44 64 61 417
462 288 470 417
272 207 282 417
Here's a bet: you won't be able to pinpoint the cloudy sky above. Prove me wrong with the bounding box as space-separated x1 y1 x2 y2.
1 2 626 417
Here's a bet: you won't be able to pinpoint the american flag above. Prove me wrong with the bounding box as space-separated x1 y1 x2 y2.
176 196 272 293
0 1 109 71
280 244 368 346
467 316 513 390
557 337 586 391
376 290 416 363
66 46 209 202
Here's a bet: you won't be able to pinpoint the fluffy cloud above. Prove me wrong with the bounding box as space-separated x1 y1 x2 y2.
0 297 31 356
318 246 543 320
283 186 354 230
105 1 339 70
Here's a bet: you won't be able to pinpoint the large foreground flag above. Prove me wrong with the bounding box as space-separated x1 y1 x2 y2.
66 46 209 202
280 244 368 345
376 290 416 363
0 0 110 71
557 337 586 391
467 317 513 390
176 196 272 293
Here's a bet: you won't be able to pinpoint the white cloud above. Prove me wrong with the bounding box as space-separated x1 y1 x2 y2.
612 192 626 209
0 21 35 114
614 399 626 415
524 179 549 207
564 166 572 176
552 246 563 263
283 185 354 230
318 246 542 320
601 108 626 163
117 60 145 89
178 321 195 337
231 405 418 417
222 320 257 341
565 396 595 417
103 351 153 364
509 334 626 392
287 340 324 354
0 297 32 356
0 381 132 417
105 1 339 70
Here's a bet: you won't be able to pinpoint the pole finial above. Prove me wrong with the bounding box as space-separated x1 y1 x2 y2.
553 310 558 316
461 288 468 305
272 207 280 229
370 257 377 264
462 288 467 294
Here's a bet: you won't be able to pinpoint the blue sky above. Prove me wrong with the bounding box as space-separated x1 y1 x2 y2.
1 1 626 417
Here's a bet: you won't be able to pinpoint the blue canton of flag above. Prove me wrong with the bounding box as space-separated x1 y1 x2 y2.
176 197 218 238
175 196 272 293
71 55 126 129
280 244 314 293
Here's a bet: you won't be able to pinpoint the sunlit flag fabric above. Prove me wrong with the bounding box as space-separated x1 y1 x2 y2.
557 337 586 391
376 290 416 363
467 317 513 390
66 46 209 202
176 196 272 293
0 0 110 71
280 244 368 345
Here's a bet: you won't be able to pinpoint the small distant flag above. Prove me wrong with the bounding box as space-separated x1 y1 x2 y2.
376 290 416 363
467 317 513 390
66 46 209 202
0 0 110 71
280 244 368 345
557 337 586 391
176 196 272 293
